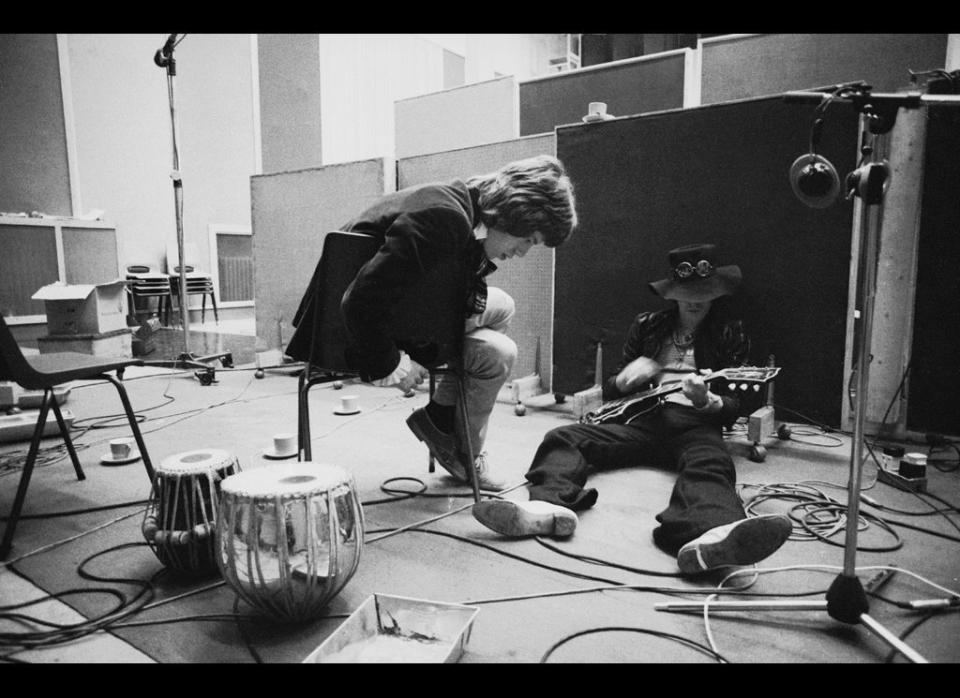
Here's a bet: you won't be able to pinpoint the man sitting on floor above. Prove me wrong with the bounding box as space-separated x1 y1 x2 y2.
472 243 792 575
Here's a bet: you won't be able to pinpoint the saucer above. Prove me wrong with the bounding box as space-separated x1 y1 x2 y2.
262 448 298 460
100 450 141 466
582 114 614 123
333 408 361 416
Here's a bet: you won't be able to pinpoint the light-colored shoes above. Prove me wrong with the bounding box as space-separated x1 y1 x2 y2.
472 499 578 538
469 452 507 492
676 514 793 575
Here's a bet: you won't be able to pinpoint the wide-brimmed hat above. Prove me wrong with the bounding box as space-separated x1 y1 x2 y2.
648 243 741 302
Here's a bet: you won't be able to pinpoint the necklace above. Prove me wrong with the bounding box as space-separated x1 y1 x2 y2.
672 329 695 350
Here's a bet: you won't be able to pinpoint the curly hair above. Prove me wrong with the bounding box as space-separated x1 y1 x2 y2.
467 154 578 248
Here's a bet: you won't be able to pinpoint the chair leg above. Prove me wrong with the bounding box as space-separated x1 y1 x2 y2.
297 371 313 462
50 391 84 481
210 291 219 324
427 371 437 473
0 393 52 560
102 374 155 482
201 293 207 324
453 374 481 503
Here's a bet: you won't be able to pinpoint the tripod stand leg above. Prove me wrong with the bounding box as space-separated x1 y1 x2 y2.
859 614 928 663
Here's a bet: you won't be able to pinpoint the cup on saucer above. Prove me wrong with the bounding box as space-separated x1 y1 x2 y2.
334 395 361 416
102 437 140 465
263 432 298 460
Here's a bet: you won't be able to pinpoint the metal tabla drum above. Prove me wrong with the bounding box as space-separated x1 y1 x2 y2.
141 448 240 577
216 461 364 623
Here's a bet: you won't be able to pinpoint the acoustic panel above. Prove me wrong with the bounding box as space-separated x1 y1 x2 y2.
0 224 59 317
701 34 948 105
519 52 687 136
555 96 859 427
398 134 557 388
250 158 394 350
907 104 960 436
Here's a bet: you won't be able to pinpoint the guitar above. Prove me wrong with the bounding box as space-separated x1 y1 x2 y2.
582 366 781 425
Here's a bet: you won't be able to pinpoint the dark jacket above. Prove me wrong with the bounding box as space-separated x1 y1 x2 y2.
339 180 489 381
602 308 752 427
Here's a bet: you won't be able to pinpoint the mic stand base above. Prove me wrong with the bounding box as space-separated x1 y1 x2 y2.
143 351 234 386
655 574 928 663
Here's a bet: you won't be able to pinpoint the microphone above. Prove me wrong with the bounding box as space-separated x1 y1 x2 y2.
790 153 840 209
789 116 840 208
154 34 178 70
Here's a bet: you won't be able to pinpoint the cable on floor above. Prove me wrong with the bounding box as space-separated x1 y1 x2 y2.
0 542 157 649
539 626 728 663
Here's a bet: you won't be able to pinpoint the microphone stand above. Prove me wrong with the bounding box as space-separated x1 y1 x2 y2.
148 34 232 385
655 86 960 663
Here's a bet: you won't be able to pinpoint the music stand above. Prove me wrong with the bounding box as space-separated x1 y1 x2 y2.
149 34 233 385
656 86 960 663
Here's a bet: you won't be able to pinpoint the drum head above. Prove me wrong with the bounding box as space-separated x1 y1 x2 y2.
160 449 235 476
221 462 352 498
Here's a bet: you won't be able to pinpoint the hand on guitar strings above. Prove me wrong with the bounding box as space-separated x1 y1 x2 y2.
615 357 662 394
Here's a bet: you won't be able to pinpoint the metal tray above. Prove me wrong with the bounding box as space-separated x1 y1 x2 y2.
303 593 480 663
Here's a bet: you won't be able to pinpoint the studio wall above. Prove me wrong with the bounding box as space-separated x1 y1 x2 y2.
394 76 519 159
0 34 72 216
554 96 860 427
398 134 557 388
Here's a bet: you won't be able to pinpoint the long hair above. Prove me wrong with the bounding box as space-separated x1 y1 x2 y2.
467 155 578 248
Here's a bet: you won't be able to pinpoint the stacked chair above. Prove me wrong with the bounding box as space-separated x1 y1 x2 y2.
165 243 219 327
125 264 175 326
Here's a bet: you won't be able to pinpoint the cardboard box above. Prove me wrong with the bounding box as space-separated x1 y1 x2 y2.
303 594 479 663
32 280 128 336
38 328 133 359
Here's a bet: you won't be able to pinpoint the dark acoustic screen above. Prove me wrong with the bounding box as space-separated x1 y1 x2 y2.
907 105 960 436
519 53 686 136
554 95 859 427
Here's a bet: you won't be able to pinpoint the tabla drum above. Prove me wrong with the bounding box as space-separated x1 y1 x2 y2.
141 449 240 577
216 461 364 623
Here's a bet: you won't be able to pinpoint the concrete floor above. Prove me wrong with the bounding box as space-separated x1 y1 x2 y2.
2 317 959 663
1 316 250 664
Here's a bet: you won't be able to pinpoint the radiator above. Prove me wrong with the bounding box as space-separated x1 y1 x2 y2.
218 256 254 302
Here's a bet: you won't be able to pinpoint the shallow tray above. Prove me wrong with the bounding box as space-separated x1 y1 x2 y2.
303 593 480 663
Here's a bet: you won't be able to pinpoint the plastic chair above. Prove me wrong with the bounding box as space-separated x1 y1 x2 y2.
0 315 155 560
285 231 480 501
165 243 218 326
125 264 175 326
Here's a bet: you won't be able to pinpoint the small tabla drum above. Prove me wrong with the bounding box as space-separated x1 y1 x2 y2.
141 449 241 577
216 461 364 624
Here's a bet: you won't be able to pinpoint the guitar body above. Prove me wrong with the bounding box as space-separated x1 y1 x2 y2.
582 366 781 426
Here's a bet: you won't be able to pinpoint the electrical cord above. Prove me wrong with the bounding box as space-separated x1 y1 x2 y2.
0 500 149 522
927 443 960 472
882 607 960 664
532 537 683 578
539 626 728 663
0 542 157 649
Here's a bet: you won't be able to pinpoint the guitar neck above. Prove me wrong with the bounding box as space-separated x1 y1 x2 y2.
650 371 726 399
